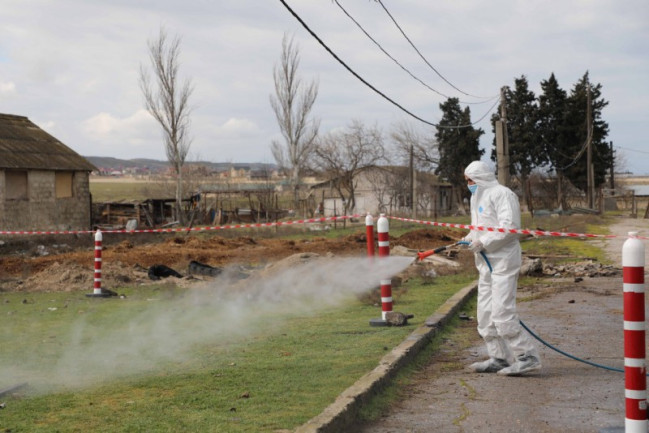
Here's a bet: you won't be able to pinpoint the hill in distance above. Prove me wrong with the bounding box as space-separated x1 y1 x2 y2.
86 156 276 173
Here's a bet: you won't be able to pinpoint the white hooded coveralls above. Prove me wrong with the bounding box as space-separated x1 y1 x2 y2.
464 161 538 362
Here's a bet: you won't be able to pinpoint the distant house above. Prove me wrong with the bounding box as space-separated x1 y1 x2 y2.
310 166 454 217
0 113 96 231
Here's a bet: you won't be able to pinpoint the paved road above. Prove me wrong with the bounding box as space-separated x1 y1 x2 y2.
356 218 649 433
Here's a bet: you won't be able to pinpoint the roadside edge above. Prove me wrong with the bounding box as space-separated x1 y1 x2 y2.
294 281 478 433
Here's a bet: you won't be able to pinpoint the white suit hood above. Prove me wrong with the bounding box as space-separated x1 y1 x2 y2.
464 161 499 188
463 160 521 253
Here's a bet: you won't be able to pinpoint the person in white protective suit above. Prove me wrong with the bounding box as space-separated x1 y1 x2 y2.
463 161 541 376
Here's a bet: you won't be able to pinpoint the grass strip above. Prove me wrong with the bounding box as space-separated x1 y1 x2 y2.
0 273 474 432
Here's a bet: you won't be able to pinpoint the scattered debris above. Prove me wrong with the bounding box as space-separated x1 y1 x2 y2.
520 257 619 278
543 261 620 278
147 265 183 280
188 260 222 277
385 311 414 326
520 257 543 276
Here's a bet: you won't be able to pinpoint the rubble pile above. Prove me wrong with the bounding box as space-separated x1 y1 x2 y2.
521 257 620 278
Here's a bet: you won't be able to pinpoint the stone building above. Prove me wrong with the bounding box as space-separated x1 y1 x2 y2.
0 113 96 231
310 166 454 218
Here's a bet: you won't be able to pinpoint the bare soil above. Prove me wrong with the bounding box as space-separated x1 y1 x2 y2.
0 226 463 293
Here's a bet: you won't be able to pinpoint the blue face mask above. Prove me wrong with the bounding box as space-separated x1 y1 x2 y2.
468 184 478 194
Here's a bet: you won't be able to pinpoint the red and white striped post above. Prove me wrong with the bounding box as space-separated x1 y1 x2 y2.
365 213 375 260
370 213 392 326
623 231 646 432
377 214 392 320
87 229 110 298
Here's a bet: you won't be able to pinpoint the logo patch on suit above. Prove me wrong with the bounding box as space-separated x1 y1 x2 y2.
478 205 484 213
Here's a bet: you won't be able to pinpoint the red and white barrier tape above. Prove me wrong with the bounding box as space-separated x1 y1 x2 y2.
2 213 647 240
0 215 363 236
387 216 649 240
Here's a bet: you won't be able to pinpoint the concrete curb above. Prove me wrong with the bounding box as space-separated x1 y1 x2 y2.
294 282 478 433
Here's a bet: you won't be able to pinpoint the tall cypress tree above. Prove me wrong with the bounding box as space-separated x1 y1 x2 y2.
538 73 573 208
435 97 484 209
495 76 543 211
562 72 611 192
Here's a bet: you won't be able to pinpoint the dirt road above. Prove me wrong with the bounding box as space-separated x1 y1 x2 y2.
356 217 649 433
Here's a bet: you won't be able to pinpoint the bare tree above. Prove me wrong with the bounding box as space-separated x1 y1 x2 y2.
312 120 386 214
270 33 319 206
390 121 438 171
140 27 194 224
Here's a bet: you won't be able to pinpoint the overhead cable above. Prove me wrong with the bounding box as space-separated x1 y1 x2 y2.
334 0 497 106
617 145 649 155
278 0 498 129
376 0 497 100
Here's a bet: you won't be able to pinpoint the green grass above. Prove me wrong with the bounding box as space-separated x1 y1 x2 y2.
0 272 475 433
90 181 154 202
519 213 611 263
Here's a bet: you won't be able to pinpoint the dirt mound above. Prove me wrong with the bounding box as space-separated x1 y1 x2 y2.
12 260 149 293
0 227 463 293
392 228 463 251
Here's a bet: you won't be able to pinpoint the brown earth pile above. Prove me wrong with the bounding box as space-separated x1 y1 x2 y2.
0 227 463 293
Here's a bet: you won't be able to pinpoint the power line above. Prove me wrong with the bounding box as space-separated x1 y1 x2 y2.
278 0 498 129
334 0 497 106
375 0 496 100
617 145 649 155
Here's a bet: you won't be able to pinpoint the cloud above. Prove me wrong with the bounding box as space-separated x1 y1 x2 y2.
216 118 261 138
79 110 160 156
0 80 16 95
82 109 156 137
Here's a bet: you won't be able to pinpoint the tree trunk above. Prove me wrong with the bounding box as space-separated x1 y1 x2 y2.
557 170 566 210
524 176 534 215
454 187 467 216
176 164 185 225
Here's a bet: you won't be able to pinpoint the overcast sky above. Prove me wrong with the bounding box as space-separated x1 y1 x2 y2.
1 1 647 174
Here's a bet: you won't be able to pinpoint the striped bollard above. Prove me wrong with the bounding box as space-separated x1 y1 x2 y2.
370 214 392 326
86 230 110 298
365 213 375 260
623 231 646 432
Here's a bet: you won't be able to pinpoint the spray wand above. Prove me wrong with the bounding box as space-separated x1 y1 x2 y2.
416 242 461 261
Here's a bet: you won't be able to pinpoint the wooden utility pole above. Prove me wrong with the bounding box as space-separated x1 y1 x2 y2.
409 144 416 218
586 83 595 209
609 141 615 190
495 86 510 187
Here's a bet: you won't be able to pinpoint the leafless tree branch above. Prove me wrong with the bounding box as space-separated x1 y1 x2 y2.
139 26 194 224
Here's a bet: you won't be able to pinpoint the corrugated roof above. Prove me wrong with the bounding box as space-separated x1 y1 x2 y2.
0 113 96 171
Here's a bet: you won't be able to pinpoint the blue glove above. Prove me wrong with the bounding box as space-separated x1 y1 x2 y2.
468 240 484 253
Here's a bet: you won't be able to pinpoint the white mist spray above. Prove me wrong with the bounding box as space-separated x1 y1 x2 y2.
1 255 413 393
